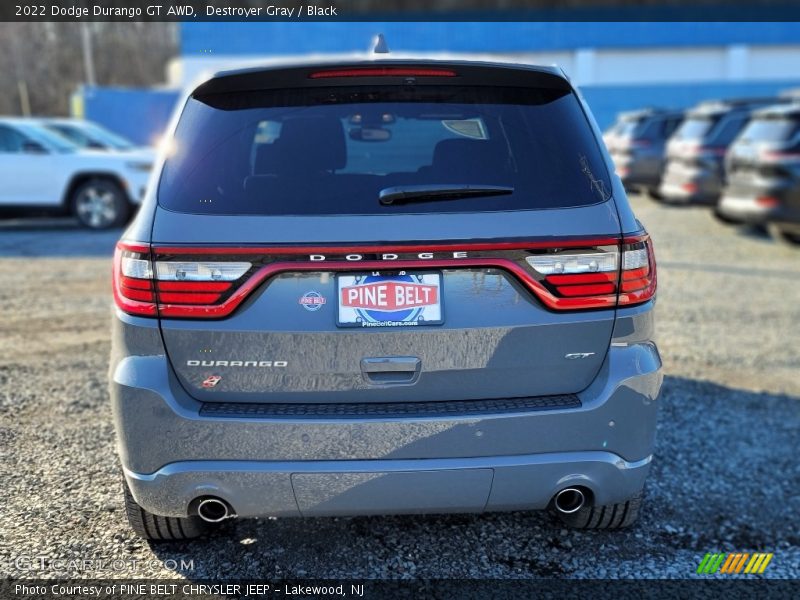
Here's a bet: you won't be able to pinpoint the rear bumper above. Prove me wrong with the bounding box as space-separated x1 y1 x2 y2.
718 194 800 227
111 307 662 518
658 179 720 205
124 452 652 518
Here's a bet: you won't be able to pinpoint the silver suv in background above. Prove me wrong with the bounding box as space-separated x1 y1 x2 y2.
659 98 784 206
604 108 683 197
110 55 662 540
719 103 800 244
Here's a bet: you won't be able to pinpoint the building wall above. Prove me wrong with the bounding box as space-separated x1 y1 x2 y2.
174 22 800 129
80 21 800 141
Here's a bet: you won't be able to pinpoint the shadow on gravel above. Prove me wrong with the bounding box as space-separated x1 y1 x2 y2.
143 375 799 579
0 218 121 257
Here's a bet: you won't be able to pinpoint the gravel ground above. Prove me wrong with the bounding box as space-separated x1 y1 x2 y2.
0 197 798 580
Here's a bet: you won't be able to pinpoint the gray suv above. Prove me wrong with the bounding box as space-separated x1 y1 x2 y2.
110 57 662 540
659 98 783 205
604 108 684 197
718 103 800 244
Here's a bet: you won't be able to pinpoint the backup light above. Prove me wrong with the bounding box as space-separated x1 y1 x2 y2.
525 252 618 275
155 262 251 282
120 256 153 279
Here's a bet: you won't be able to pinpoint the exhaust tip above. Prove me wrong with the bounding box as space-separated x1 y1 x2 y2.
554 488 586 514
196 497 233 522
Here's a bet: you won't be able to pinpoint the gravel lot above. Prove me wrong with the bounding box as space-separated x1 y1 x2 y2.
0 198 798 580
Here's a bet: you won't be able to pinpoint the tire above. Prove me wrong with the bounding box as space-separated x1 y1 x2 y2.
768 223 800 247
557 490 644 530
645 188 663 201
123 481 211 541
71 178 129 230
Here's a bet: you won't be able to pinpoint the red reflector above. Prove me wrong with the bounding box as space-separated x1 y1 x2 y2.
156 281 232 292
546 272 616 285
157 292 222 305
621 278 650 293
120 287 154 302
309 67 457 79
682 183 698 193
556 283 616 297
120 276 152 290
622 267 649 281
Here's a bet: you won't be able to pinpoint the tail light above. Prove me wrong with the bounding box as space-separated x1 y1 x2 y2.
113 235 657 319
617 235 657 306
627 138 651 149
525 234 656 309
113 242 252 317
756 196 780 208
309 67 457 79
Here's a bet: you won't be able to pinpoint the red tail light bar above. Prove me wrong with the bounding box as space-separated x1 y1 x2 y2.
309 67 457 79
113 235 656 319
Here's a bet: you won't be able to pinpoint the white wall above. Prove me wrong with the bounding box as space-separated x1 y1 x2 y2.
170 44 800 90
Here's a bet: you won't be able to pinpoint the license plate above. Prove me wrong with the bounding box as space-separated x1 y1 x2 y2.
336 271 444 328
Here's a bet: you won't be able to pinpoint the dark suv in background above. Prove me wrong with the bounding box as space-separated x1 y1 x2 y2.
659 98 783 206
604 108 684 197
718 102 800 244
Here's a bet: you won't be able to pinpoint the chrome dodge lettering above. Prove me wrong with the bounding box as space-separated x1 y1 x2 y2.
308 251 469 261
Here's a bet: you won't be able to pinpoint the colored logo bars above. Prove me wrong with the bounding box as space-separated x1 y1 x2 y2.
697 552 773 574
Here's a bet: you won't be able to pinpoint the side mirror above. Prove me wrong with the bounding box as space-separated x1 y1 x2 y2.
22 141 48 154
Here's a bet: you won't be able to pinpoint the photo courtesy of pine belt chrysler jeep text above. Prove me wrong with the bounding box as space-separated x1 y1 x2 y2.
109 53 662 540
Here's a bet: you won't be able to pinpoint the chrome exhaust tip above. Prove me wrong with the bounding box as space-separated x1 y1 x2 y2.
196 497 234 522
554 488 586 514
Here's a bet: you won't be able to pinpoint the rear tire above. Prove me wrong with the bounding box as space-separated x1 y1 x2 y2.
768 223 800 246
645 187 663 201
71 178 129 229
123 481 211 541
557 490 644 530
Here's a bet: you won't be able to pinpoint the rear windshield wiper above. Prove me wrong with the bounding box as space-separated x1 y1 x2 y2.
379 184 514 206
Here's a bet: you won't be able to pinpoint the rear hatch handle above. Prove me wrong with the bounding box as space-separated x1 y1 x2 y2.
360 356 421 385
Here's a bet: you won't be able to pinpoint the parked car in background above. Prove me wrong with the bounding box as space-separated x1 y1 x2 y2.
43 118 137 150
659 98 784 206
718 103 800 245
0 118 153 228
604 108 684 197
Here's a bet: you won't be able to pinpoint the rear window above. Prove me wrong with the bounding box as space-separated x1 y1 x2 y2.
158 85 611 215
672 117 718 141
738 117 800 143
615 118 645 138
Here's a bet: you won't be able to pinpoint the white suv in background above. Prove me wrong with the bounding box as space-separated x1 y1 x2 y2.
0 118 153 229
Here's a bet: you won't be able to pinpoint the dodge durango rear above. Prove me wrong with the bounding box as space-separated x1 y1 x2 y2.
109 55 662 540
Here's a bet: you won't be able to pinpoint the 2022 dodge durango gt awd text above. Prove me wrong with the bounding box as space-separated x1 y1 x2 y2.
109 57 662 540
